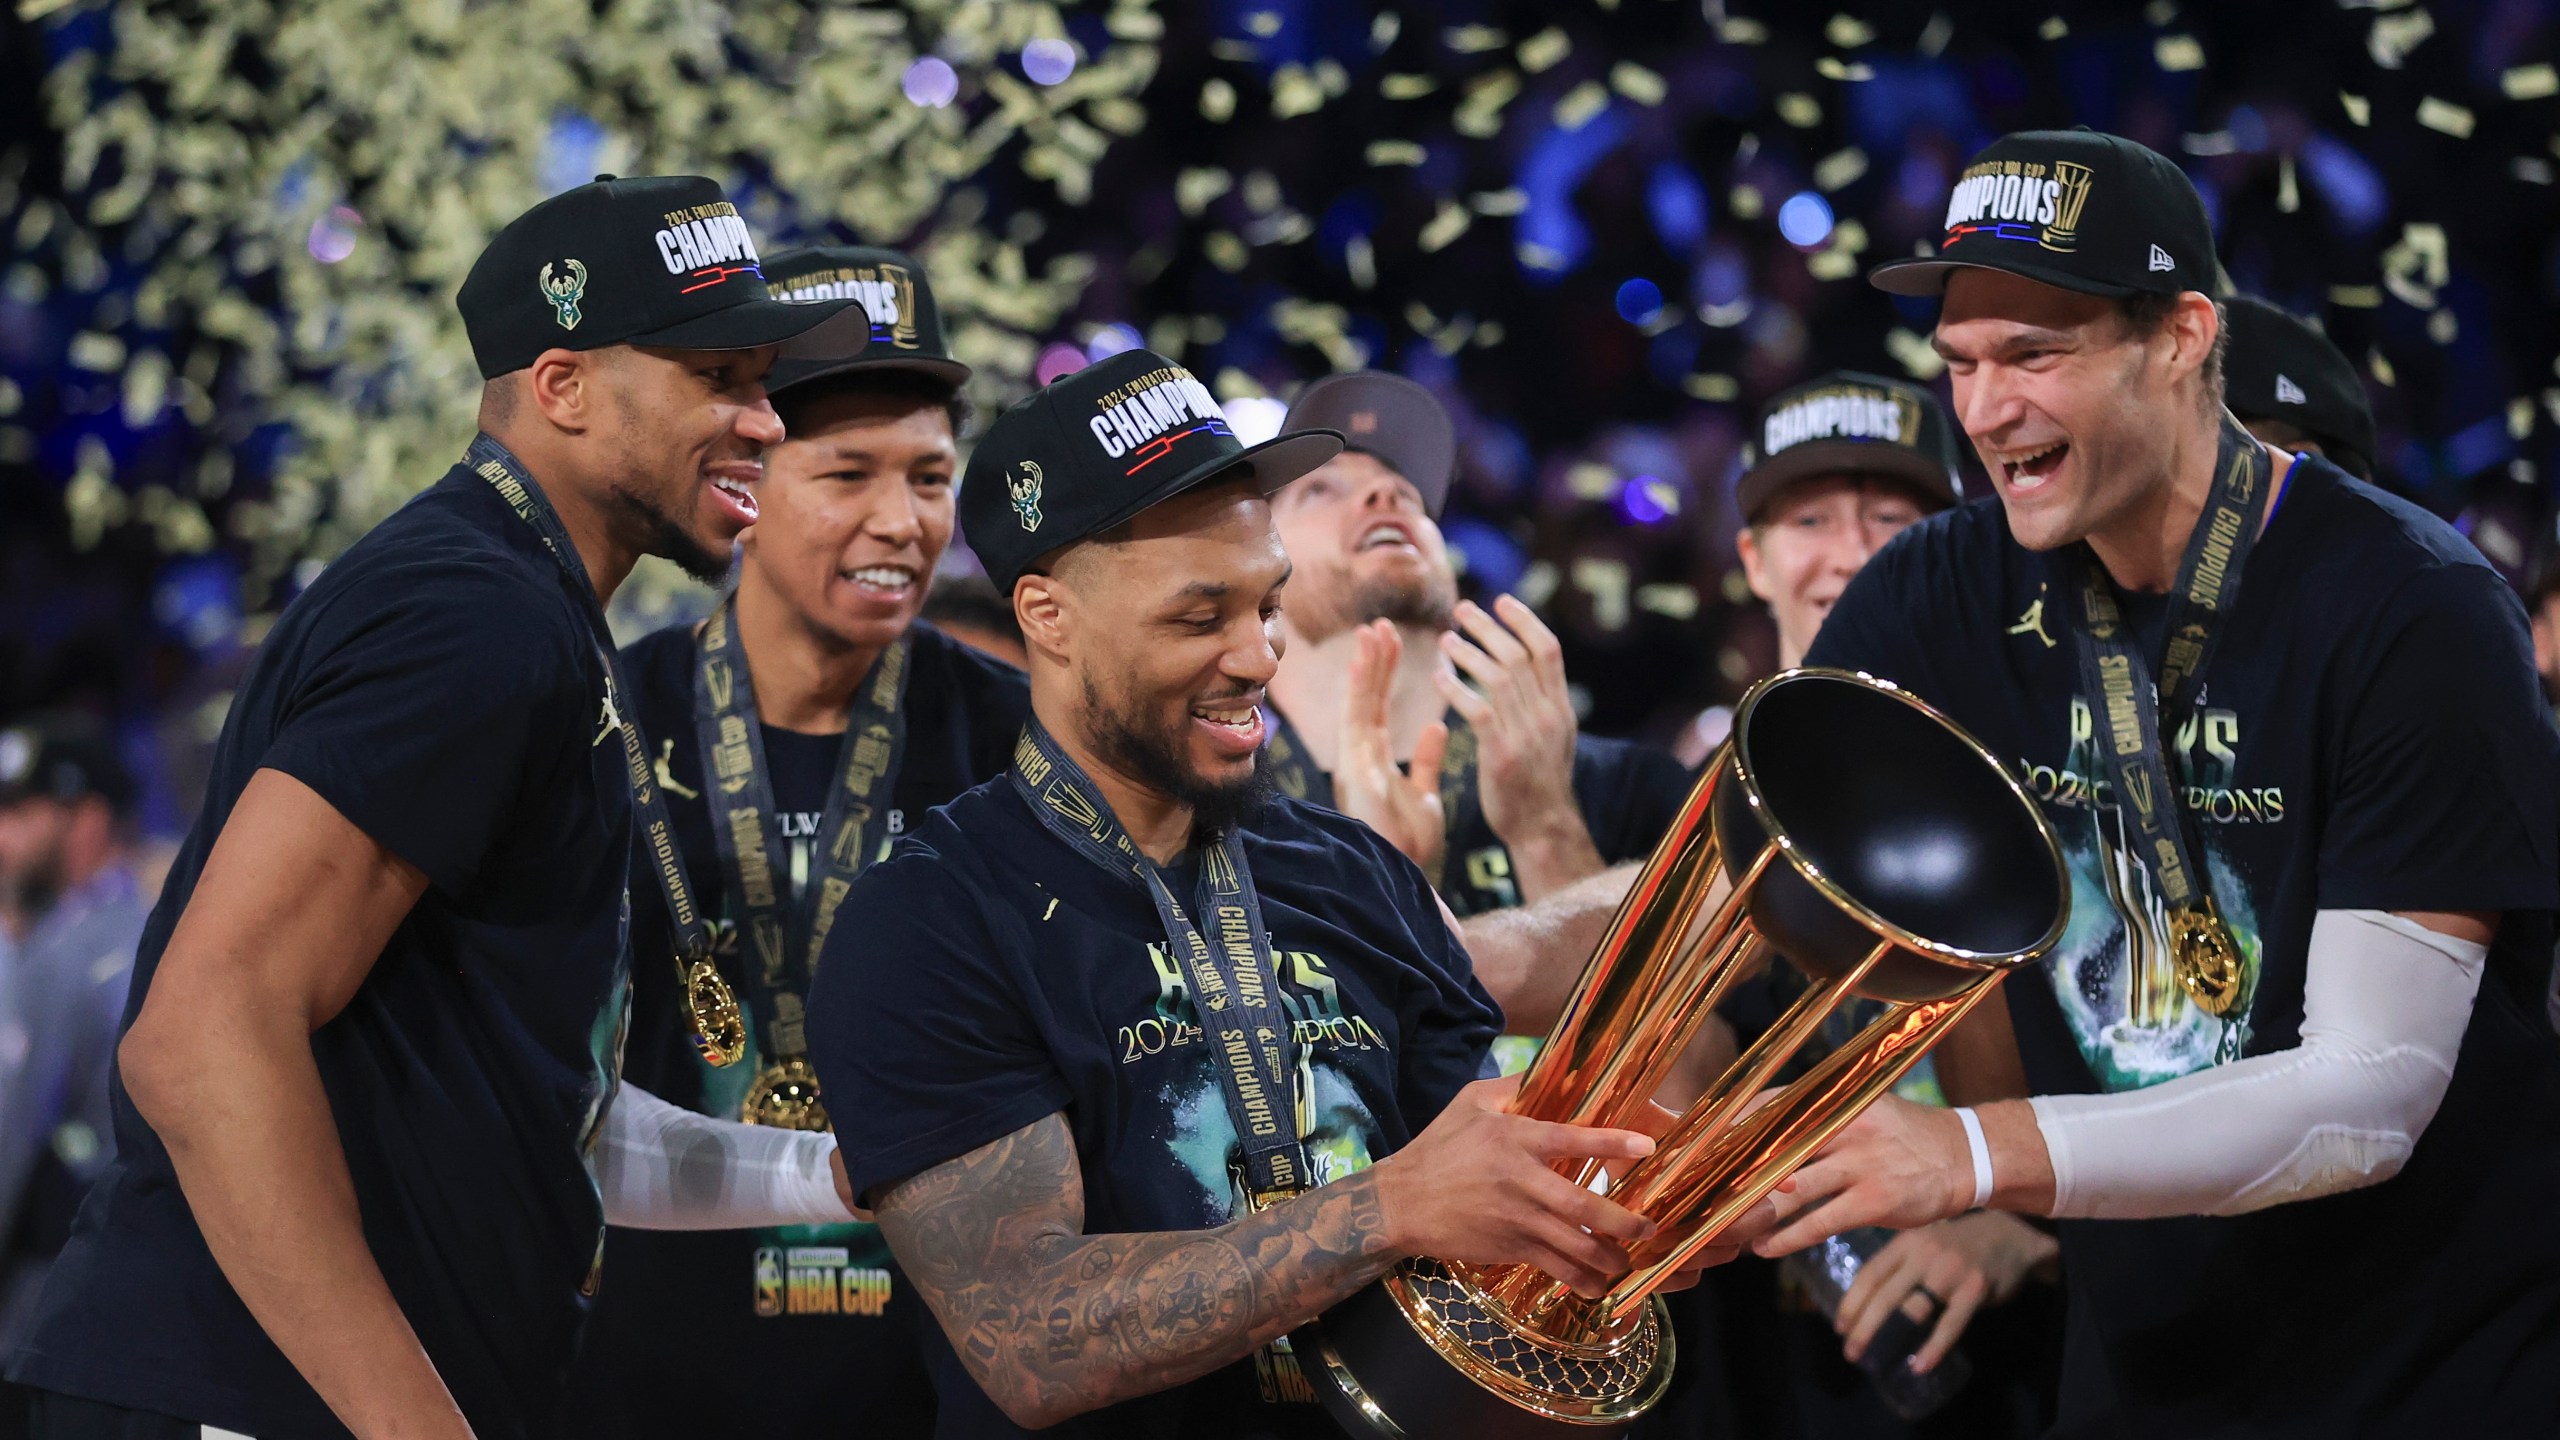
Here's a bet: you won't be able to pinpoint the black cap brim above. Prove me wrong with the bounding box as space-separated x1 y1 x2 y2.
1870 256 2146 300
628 296 869 360
767 351 973 401
1738 440 1957 521
1078 430 1345 550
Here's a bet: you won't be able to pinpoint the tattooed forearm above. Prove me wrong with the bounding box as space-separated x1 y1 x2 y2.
874 1113 1399 1429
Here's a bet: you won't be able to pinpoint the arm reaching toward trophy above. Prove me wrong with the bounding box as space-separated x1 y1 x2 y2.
873 1077 1677 1430
1435 597 1606 900
1834 1212 2059 1376
1755 909 2492 1255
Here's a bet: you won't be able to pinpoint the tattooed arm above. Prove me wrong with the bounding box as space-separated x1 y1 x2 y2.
874 1077 1664 1429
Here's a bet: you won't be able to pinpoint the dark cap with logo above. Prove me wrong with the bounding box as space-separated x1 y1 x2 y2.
1871 129 2217 301
0 720 136 815
960 349 1344 591
762 244 971 397
1735 370 1964 522
457 175 868 380
2221 295 2376 481
1280 372 1458 515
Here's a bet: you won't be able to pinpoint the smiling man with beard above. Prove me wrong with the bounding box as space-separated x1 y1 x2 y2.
560 245 1030 1440
802 350 1753 1438
3 177 873 1440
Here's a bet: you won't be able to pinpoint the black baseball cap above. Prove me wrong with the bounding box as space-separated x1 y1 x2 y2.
2221 295 2376 480
457 175 868 379
1872 129 2217 301
1735 370 1964 521
0 721 136 815
960 349 1344 591
762 244 972 396
1279 372 1458 515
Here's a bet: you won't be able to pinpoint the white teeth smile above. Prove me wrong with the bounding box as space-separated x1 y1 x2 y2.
843 566 915 592
1191 706 1258 729
1358 523 1413 551
2003 442 2068 490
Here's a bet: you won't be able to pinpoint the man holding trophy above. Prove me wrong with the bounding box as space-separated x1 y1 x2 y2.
1763 129 2560 1434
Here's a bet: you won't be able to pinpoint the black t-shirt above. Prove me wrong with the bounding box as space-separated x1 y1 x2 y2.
6 468 636 1439
809 782 1502 1440
557 621 1028 1440
1805 455 2560 1437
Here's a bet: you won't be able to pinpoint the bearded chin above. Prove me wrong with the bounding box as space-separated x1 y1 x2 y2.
1083 676 1275 840
612 482 733 583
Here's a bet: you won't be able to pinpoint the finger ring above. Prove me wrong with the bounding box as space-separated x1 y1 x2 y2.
1912 1283 1944 1310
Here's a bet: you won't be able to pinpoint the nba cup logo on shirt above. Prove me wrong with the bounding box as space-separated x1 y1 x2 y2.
773 263 921 348
653 201 761 295
1942 157 2096 254
1761 384 1919 457
1008 460 1045 532
1086 366 1234 476
538 259 587 330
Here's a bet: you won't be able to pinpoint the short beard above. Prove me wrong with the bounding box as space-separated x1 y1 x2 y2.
1083 672 1274 840
610 481 730 583
1350 570 1458 631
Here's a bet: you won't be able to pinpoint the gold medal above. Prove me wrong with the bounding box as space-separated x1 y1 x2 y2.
685 959 748 1067
742 1057 829 1130
2169 904 2245 1017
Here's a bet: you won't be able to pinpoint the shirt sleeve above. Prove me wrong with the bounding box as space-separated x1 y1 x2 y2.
806 846 1072 1206
2317 562 2560 915
259 559 591 895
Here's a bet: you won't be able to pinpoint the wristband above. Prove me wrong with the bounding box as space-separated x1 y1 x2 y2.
1955 1106 1994 1211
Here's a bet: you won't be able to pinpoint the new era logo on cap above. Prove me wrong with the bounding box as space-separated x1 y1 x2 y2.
2275 374 2308 405
2148 243 2174 273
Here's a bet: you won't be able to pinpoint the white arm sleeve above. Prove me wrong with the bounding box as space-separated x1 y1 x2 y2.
595 1083 851 1230
2028 909 2485 1219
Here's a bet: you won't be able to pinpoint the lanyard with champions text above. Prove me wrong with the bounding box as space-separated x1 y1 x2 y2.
2060 409 2272 1020
466 433 749 1068
1264 706 1481 900
1008 720 1314 1205
692 593 909 1130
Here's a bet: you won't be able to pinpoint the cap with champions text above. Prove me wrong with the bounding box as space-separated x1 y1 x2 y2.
457 174 868 379
960 349 1344 591
1871 129 2217 301
2221 294 2376 481
1280 371 1458 515
762 243 972 396
1735 370 1964 522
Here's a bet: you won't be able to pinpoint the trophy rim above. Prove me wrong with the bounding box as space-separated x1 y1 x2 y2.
1728 666 2071 971
1371 1257 1677 1425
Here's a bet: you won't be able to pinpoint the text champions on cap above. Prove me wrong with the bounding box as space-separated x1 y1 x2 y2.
1087 366 1229 460
1764 386 1918 456
1940 156 2095 251
771 265 913 328
654 201 759 277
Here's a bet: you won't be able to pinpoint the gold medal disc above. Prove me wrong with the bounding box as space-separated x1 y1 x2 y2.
742 1057 829 1130
2169 906 2245 1017
685 959 748 1068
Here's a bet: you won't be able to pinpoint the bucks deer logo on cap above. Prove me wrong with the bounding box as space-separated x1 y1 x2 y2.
1008 460 1045 533
539 259 588 331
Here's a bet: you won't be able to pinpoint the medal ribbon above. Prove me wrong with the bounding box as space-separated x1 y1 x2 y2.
1007 719 1312 1198
692 593 909 1065
2059 410 2271 1016
466 434 739 1060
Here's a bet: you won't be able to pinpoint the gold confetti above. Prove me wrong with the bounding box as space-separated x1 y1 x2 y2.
1177 167 1233 216
2503 64 2559 100
1684 372 1741 401
2367 10 2433 69
1825 14 1876 47
2340 91 2370 125
1418 200 1472 252
2039 17 2069 40
2276 155 2299 212
1243 170 1283 214
1815 57 1876 81
2144 0 2177 22
1517 241 1568 270
1814 147 1869 191
1637 583 1699 620
1918 12 1954 56
2515 158 2555 185
2427 309 2458 344
1245 10 1281 37
2370 348 2396 387
1775 93 1823 127
1517 27 1570 74
2511 397 2536 440
1205 232 1250 272
68 331 125 371
1379 73 1439 99
1831 219 1870 254
1807 248 1860 280
1470 188 1528 215
1554 80 1610 130
1201 77 1238 122
1730 185 1766 219
1474 320 1505 347
2380 222 2449 308
1209 39 1259 62
2328 284 2384 308
1887 328 1947 380
1371 12 1400 49
1365 140 1427 167
1444 24 1508 53
2154 34 2205 71
1345 235 1376 290
1566 463 1619 501
2416 97 2474 138
1454 69 1520 137
1611 62 1666 105
1699 299 1751 328
1717 17 1768 44
1216 367 1266 400
0 376 18 416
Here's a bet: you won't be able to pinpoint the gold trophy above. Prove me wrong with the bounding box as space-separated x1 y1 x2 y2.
1295 669 2070 1437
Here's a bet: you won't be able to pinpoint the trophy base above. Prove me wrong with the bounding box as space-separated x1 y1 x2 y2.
1291 1258 1673 1438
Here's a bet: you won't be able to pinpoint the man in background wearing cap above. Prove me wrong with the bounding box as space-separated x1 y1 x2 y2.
805 351 1752 1437
2221 294 2380 483
0 722 147 1436
1263 372 1691 1049
5 177 875 1440
559 245 1028 1439
1752 129 2560 1433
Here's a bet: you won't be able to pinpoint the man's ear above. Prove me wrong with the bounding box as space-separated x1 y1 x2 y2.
1014 571 1072 665
1735 525 1775 605
526 347 598 433
2167 291 2220 385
